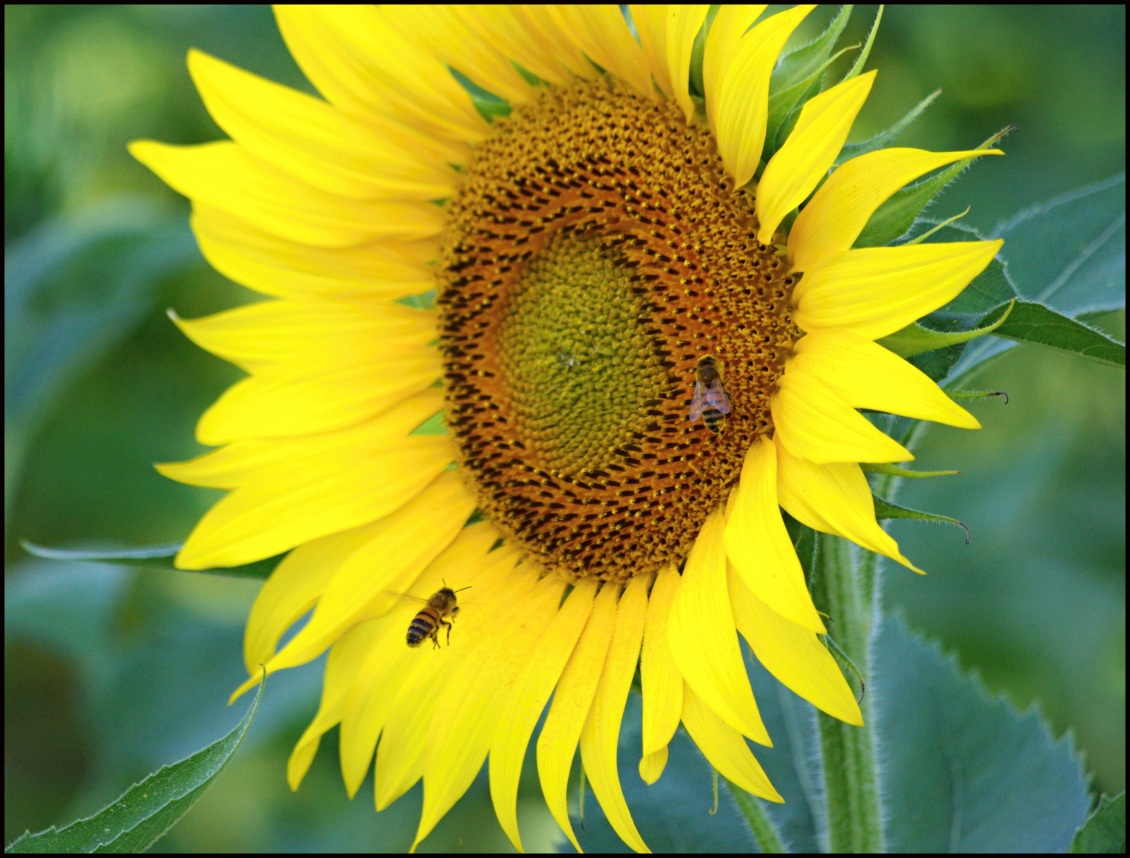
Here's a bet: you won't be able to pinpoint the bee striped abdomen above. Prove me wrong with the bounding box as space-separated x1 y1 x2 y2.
406 608 440 647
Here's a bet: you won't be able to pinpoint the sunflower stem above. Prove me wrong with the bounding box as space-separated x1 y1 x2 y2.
812 534 884 853
722 777 787 853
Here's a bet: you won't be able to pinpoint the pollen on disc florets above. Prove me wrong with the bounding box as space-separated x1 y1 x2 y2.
437 77 799 583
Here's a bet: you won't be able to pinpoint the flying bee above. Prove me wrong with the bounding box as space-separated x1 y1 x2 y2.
406 581 471 649
689 355 732 434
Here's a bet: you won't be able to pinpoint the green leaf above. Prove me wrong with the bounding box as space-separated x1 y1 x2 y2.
997 173 1125 317
990 300 1125 367
1071 793 1126 853
20 540 281 581
951 174 1126 377
876 616 1090 852
5 670 265 853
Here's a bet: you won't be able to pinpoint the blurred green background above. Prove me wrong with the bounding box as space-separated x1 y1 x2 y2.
5 5 1124 852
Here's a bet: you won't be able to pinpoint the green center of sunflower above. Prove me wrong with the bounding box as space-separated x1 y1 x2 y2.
496 233 667 474
437 78 799 583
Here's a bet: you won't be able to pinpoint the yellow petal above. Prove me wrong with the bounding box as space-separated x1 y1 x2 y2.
771 370 913 465
757 71 876 242
160 393 453 569
793 241 1005 341
545 5 653 98
729 570 863 726
791 329 980 429
681 683 782 801
537 583 619 853
273 6 489 146
724 437 825 632
187 49 457 202
130 140 446 247
579 575 651 854
632 5 710 120
252 471 474 675
371 541 524 811
490 579 597 852
381 5 533 106
704 5 813 187
640 564 682 761
775 444 922 574
170 297 434 373
195 356 441 445
788 147 1003 272
337 523 502 796
414 573 567 850
668 509 770 744
192 206 437 300
286 619 384 790
638 746 669 787
449 6 587 87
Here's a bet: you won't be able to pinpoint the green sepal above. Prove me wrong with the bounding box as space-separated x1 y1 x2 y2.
862 462 960 479
990 300 1126 367
20 540 282 581
856 126 1015 249
5 669 265 854
880 299 1015 358
839 89 942 163
1070 793 1126 853
872 496 971 544
765 6 854 158
944 388 1011 405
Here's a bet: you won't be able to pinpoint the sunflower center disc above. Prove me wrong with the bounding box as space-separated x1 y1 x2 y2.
438 78 799 583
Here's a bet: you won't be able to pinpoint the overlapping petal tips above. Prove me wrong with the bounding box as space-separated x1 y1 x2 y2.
537 584 620 853
791 330 980 428
772 371 913 465
788 147 1004 272
792 240 1005 341
668 509 771 744
129 141 445 247
381 5 535 107
632 5 710 121
273 5 490 145
286 619 390 791
729 570 863 726
414 574 568 850
190 206 438 301
580 575 652 853
681 683 782 802
226 472 478 702
450 5 586 88
490 579 598 852
703 5 814 188
171 298 440 443
376 545 525 815
775 446 923 574
158 390 452 569
639 564 682 782
757 71 877 243
187 49 458 201
335 524 507 798
724 437 826 633
544 5 652 98
375 540 524 813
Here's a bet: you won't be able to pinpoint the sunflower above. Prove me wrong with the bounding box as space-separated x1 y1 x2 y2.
131 5 1002 852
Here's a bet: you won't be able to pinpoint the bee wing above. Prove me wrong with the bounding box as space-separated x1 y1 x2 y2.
702 379 732 415
688 380 709 422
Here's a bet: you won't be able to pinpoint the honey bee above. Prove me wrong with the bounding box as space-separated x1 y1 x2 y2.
689 355 732 434
406 582 471 649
